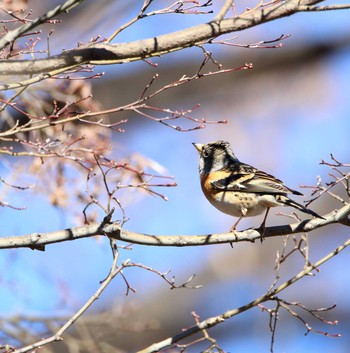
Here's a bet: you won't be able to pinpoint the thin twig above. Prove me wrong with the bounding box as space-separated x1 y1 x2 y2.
214 0 234 20
12 250 122 353
137 236 350 353
0 0 86 51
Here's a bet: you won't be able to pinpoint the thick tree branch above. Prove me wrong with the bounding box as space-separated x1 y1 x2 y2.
0 0 336 81
1 203 349 250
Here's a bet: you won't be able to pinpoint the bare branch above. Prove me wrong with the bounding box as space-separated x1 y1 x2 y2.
278 299 340 337
137 235 350 352
123 261 202 290
0 202 349 250
214 0 235 20
106 0 153 42
0 0 86 51
299 3 350 11
0 62 235 137
11 250 121 353
0 0 345 80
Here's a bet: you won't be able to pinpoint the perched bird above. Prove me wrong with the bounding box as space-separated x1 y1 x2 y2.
193 140 323 233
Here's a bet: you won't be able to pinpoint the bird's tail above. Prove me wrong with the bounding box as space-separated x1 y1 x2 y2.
277 195 324 219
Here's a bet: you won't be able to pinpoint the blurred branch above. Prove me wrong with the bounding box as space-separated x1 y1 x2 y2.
7 248 201 353
0 60 236 137
11 249 121 353
214 0 235 21
0 202 349 250
137 236 350 353
0 0 348 82
303 154 350 207
0 0 86 51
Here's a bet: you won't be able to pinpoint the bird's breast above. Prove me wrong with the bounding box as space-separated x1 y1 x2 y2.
200 174 267 217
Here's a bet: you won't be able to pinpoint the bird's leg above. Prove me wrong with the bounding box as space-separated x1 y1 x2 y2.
229 216 242 247
230 216 243 233
258 208 270 243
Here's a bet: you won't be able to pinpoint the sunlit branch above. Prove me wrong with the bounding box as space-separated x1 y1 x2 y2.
0 203 349 250
0 0 345 80
298 4 350 11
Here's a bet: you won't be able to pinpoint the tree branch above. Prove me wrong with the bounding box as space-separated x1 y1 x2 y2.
0 0 337 81
299 3 350 11
0 0 86 51
12 249 122 353
137 235 350 353
214 0 235 20
1 203 349 250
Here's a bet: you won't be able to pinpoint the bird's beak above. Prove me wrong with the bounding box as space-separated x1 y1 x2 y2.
192 143 204 154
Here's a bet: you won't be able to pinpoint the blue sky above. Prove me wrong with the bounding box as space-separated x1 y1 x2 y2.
1 1 350 352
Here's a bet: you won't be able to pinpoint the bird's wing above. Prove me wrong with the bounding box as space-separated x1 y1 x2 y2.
212 163 302 195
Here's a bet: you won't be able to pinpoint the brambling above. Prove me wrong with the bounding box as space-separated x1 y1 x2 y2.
193 140 323 234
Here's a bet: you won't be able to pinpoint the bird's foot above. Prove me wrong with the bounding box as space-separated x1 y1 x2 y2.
257 223 266 243
229 226 239 247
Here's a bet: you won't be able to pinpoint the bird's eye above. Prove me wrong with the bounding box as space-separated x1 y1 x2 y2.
202 149 209 158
